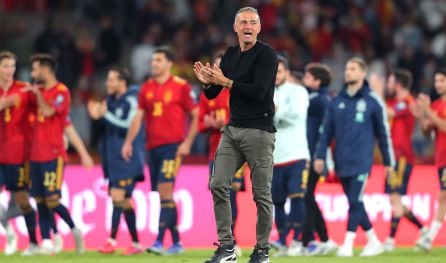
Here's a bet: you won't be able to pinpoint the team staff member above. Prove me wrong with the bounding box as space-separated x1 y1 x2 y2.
314 57 394 257
301 63 337 255
194 6 278 263
197 52 245 257
122 47 198 255
25 54 83 255
89 67 144 255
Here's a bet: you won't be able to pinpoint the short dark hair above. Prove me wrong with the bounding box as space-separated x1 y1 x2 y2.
30 53 57 72
154 46 175 62
109 66 131 85
435 68 446 77
0 51 17 63
305 63 332 87
277 53 289 70
392 69 412 89
347 56 368 72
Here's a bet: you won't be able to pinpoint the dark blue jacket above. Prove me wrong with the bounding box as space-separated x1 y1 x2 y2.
101 86 145 183
307 87 331 158
314 81 395 177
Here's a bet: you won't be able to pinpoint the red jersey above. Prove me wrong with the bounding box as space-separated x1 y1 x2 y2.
387 96 416 163
431 98 446 167
198 89 230 161
0 80 32 164
29 82 71 162
138 76 197 150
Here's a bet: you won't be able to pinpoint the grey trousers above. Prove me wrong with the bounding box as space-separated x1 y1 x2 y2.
210 125 274 248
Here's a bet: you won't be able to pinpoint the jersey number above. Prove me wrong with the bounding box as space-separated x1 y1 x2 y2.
153 102 163 117
162 160 177 179
215 109 227 121
44 172 57 190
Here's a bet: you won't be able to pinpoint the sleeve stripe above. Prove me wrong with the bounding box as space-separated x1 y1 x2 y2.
370 92 396 166
104 96 138 128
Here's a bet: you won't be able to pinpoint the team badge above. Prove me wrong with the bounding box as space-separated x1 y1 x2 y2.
54 94 64 106
356 99 367 112
338 102 346 109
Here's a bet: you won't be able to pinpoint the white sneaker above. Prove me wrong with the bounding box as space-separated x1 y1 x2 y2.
72 227 84 254
40 239 54 255
360 240 384 256
234 245 243 257
22 243 40 256
4 225 18 256
336 245 353 257
287 240 303 256
273 245 288 257
383 237 395 252
54 233 64 254
415 236 432 252
320 239 338 255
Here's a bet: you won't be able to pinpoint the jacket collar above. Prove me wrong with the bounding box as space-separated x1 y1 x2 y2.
340 80 370 98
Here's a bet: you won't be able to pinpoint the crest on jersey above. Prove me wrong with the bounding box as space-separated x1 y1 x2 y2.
54 94 64 106
396 101 407 111
146 92 154 99
164 90 172 103
356 99 367 112
338 102 346 109
190 90 198 102
208 100 215 107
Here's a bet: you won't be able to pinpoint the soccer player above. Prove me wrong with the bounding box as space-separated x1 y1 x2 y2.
270 54 309 257
0 51 38 256
25 53 83 254
197 52 245 257
415 68 446 251
381 69 427 251
194 7 278 263
88 66 145 255
122 47 198 255
314 57 394 257
301 63 337 255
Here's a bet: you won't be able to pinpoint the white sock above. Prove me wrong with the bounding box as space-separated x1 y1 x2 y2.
428 220 442 241
366 229 379 243
343 231 356 248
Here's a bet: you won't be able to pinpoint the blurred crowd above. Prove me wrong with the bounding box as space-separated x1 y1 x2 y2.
1 0 445 161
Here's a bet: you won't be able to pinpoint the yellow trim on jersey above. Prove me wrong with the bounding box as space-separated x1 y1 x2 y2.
56 157 64 189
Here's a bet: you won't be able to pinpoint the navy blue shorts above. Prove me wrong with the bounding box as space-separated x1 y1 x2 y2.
109 178 136 198
208 161 246 191
439 167 446 191
271 160 309 203
385 157 412 195
148 143 181 191
30 158 64 197
0 163 29 191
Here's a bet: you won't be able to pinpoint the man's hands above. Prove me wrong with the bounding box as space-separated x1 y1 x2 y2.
193 62 232 88
121 140 133 162
314 159 325 175
87 100 107 120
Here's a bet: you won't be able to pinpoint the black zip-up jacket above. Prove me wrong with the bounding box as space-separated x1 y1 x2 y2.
203 41 278 132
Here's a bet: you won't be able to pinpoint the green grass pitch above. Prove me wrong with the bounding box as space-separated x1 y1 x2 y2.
1 248 445 263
